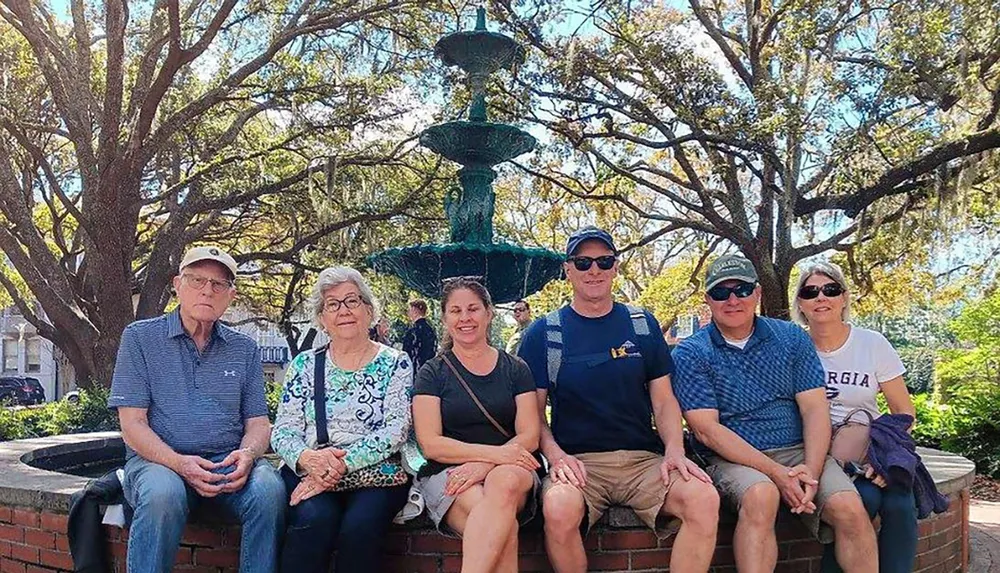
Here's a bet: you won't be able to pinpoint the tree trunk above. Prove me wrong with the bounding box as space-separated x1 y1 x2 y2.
758 271 791 319
82 166 142 387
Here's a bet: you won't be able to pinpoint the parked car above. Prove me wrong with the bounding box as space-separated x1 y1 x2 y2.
0 376 46 406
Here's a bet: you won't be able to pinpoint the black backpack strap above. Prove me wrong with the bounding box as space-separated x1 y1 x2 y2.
314 345 329 446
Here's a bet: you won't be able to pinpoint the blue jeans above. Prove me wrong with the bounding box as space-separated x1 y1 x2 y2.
122 453 286 573
279 466 409 573
821 477 918 573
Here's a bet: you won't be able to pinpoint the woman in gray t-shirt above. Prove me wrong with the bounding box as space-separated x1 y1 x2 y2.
412 277 541 572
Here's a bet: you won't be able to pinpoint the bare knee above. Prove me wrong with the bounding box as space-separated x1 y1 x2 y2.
484 465 533 503
669 480 720 532
542 484 586 535
824 491 872 531
738 482 779 529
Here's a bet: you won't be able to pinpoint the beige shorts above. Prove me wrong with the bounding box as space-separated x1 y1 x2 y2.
704 445 858 543
542 450 681 539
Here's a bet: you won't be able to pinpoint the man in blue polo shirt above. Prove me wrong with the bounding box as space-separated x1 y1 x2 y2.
672 255 877 573
109 246 284 573
518 226 719 573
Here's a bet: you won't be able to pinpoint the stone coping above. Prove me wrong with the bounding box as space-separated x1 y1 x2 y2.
0 432 977 523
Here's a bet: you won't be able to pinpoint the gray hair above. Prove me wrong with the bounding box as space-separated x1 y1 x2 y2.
309 266 380 329
792 261 852 325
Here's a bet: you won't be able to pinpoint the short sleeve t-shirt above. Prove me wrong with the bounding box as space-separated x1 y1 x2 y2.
414 349 535 477
672 317 826 452
517 303 672 456
817 326 906 424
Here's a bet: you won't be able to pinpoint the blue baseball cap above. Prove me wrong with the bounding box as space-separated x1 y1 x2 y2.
566 226 617 257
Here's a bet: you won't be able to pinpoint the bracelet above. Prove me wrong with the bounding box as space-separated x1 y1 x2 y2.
239 447 258 459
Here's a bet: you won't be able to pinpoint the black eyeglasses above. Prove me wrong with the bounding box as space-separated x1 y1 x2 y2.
707 281 756 301
323 294 365 313
567 255 616 272
798 282 845 300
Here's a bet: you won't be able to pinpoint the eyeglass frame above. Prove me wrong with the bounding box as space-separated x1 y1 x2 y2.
180 273 235 294
706 281 757 302
321 293 368 313
797 282 845 300
566 255 617 272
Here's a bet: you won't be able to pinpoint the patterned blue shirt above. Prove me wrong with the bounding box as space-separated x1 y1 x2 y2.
109 309 268 459
671 316 825 451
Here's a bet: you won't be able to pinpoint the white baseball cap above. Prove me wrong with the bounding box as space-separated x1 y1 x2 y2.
179 246 238 280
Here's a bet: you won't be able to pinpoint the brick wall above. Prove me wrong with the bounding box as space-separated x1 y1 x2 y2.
0 491 967 573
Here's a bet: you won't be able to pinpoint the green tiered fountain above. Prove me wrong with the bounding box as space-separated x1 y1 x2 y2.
367 8 564 303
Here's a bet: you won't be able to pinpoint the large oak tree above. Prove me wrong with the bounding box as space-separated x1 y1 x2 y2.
0 0 450 386
494 0 1000 316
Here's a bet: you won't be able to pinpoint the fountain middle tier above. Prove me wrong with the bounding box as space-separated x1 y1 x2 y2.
419 121 537 167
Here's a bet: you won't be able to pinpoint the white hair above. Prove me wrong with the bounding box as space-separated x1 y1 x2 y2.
791 261 852 325
309 266 380 329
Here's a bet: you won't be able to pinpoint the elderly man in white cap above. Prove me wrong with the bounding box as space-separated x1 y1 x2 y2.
109 246 285 573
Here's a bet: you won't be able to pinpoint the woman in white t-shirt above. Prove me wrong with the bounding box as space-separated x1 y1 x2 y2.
792 261 917 573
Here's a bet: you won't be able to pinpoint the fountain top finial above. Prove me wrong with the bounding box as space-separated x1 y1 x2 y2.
475 6 487 31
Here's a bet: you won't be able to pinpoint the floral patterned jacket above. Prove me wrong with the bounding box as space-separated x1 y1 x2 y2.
271 344 413 473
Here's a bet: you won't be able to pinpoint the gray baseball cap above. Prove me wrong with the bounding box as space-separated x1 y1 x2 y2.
179 246 238 280
705 254 758 291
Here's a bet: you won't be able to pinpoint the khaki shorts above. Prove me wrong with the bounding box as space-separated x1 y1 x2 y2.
541 450 681 539
705 445 858 543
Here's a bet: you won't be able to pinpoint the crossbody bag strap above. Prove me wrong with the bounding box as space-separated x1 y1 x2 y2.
441 353 512 440
314 345 330 446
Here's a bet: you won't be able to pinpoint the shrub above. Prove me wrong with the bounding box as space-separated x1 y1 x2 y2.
910 392 956 450
0 387 119 442
940 381 1000 479
897 347 936 394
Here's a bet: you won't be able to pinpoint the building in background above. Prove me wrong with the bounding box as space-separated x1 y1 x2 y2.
1 303 297 403
1 305 61 401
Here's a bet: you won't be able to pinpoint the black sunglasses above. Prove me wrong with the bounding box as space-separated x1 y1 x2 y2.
568 255 616 271
798 282 845 300
707 281 757 301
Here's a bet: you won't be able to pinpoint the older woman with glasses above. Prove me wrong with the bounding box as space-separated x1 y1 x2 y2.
271 266 413 573
793 261 917 573
412 277 541 573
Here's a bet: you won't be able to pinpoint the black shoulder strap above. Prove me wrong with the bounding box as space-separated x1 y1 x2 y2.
314 345 329 446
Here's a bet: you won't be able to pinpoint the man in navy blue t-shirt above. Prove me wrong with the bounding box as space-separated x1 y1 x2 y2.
518 226 719 573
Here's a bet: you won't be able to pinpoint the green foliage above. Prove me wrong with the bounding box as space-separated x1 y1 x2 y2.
266 380 283 423
909 393 956 450
903 381 1000 478
896 347 936 394
0 388 119 442
937 289 1000 391
940 381 1000 479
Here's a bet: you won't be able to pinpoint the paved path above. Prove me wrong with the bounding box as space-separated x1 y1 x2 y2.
970 500 1000 573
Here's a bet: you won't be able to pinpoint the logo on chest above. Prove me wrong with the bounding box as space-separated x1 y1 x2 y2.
223 370 237 377
610 340 642 359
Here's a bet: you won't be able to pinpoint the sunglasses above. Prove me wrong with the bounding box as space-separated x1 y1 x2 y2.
798 282 845 300
707 281 757 301
567 255 616 271
442 275 485 286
